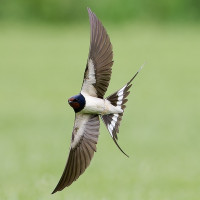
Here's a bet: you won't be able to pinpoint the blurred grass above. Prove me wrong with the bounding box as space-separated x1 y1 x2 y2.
0 22 200 199
1 0 200 23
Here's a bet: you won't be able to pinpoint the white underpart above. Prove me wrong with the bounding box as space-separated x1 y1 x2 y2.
81 59 97 97
81 93 123 115
71 113 90 149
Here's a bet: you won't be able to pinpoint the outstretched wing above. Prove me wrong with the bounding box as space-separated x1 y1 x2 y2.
81 8 113 98
52 114 100 194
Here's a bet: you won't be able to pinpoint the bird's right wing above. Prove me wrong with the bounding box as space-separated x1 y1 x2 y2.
81 8 113 98
52 114 100 194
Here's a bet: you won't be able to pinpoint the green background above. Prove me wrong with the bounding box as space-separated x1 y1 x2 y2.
0 1 200 200
0 0 200 23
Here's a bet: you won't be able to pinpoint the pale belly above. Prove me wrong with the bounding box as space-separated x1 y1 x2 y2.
80 94 123 115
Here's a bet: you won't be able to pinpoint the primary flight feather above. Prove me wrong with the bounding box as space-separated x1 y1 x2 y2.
52 8 141 194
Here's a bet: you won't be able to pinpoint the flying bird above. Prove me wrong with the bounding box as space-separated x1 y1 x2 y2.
52 8 141 194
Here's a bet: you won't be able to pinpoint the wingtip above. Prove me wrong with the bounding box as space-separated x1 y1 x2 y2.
87 7 92 14
87 7 95 21
51 188 57 194
51 185 61 194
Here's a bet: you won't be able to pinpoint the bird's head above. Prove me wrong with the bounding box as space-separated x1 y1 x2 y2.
68 93 86 113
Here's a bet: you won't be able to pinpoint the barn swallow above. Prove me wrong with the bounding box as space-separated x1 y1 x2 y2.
52 8 142 194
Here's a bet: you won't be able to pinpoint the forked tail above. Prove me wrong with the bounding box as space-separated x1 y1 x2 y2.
101 66 142 157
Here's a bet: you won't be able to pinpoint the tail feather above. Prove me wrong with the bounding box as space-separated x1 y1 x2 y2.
101 67 142 156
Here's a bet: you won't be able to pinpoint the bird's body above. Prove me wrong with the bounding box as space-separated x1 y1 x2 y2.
81 93 123 115
52 8 142 194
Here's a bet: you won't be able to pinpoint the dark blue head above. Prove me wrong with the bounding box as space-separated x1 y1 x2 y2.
68 93 86 113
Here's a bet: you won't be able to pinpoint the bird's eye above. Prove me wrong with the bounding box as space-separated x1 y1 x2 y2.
74 99 77 102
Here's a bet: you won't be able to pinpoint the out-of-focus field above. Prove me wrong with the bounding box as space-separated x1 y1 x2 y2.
0 23 200 200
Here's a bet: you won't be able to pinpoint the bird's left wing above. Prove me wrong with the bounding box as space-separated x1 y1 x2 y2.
81 8 113 98
52 114 100 194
